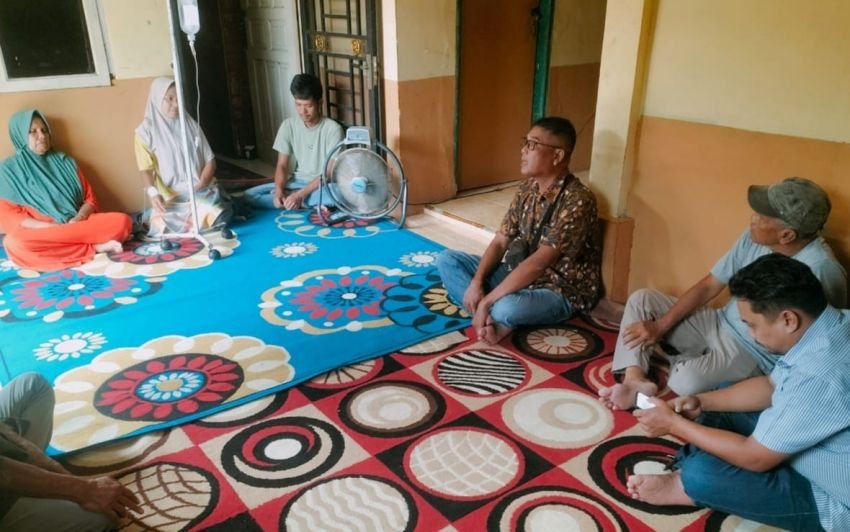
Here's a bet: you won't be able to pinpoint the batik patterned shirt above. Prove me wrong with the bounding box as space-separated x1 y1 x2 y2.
499 174 602 310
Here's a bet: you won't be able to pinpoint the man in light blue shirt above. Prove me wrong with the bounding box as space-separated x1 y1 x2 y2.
630 254 850 531
599 177 846 409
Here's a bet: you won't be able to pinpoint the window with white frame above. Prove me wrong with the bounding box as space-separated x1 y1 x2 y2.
0 0 111 93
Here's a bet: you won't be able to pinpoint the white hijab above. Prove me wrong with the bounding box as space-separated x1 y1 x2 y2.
135 77 211 193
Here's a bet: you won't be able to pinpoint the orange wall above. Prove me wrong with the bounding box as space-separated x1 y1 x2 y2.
0 78 155 214
387 77 457 204
629 116 850 295
547 62 601 172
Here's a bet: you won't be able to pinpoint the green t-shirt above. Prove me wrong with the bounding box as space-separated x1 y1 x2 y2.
272 116 344 189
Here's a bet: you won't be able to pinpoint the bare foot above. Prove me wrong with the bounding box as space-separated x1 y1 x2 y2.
627 472 695 506
598 379 658 410
479 322 513 345
94 240 123 254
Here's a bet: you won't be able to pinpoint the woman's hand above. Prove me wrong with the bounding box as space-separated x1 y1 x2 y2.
68 202 94 223
151 194 166 213
194 177 211 192
20 218 56 229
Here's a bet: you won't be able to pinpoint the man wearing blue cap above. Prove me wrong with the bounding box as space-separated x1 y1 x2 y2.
599 177 846 410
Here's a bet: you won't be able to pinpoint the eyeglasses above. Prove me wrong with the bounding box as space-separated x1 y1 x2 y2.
521 137 565 152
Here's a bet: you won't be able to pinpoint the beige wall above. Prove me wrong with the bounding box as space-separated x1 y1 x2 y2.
588 0 654 218
382 0 458 204
644 0 850 143
102 0 172 79
629 117 850 296
392 0 456 81
0 79 161 213
547 0 606 172
550 0 606 68
627 0 850 296
0 1 173 213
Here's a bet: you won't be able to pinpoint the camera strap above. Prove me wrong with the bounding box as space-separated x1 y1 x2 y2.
528 174 572 249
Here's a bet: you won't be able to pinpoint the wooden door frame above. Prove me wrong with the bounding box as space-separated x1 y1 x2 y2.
532 0 555 120
453 0 554 188
298 0 384 141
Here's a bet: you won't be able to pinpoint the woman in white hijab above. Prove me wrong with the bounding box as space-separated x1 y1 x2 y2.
135 77 230 239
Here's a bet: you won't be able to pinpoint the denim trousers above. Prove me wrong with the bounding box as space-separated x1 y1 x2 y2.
243 182 338 210
435 249 574 328
677 411 824 531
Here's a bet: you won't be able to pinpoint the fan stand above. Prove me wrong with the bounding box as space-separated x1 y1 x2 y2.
156 0 234 260
315 127 408 228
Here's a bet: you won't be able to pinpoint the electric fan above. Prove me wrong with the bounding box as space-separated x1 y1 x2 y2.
316 127 408 227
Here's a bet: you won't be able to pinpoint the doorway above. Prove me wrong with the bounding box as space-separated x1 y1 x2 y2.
243 0 303 164
299 0 383 138
455 0 606 190
187 0 383 166
456 0 539 191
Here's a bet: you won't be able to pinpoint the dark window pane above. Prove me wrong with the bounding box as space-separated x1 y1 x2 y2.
0 0 95 79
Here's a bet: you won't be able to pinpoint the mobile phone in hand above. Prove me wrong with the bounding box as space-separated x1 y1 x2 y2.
635 392 656 409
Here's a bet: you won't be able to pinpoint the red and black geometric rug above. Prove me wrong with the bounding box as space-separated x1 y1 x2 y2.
59 316 779 531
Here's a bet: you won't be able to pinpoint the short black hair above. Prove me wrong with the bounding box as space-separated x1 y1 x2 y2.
728 253 827 320
532 116 577 154
290 73 323 101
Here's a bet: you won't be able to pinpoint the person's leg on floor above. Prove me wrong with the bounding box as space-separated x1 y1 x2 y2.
435 250 509 309
600 289 677 409
303 183 338 209
666 328 761 396
484 288 573 344
630 411 823 531
678 452 822 530
0 372 54 448
1 497 114 532
242 183 277 210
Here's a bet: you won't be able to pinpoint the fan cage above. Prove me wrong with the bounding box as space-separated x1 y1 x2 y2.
319 138 407 223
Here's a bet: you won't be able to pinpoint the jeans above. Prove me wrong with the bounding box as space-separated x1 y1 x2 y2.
677 411 824 531
243 182 338 210
435 249 574 328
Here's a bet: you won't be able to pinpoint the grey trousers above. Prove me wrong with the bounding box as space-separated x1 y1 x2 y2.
0 373 114 532
612 289 761 395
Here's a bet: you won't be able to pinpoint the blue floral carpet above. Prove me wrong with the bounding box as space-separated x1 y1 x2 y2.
0 210 468 454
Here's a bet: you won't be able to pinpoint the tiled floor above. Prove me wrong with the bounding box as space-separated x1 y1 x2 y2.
427 184 518 232
428 170 590 232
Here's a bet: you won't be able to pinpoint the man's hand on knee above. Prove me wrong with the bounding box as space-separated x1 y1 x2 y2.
462 282 485 314
623 320 666 349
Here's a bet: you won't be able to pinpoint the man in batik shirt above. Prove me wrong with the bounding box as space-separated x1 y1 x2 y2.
436 116 602 344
